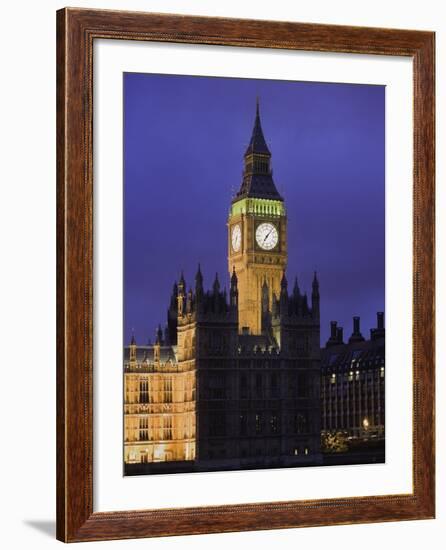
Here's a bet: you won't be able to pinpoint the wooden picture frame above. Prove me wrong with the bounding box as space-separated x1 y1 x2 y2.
56 7 435 542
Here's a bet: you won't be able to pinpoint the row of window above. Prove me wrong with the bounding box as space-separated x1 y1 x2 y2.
125 415 195 442
127 391 196 404
207 412 311 437
323 392 385 402
245 158 270 173
323 387 385 396
200 373 312 400
206 445 312 460
323 412 384 420
325 368 385 383
325 351 384 367
324 402 385 412
322 415 384 429
127 429 195 442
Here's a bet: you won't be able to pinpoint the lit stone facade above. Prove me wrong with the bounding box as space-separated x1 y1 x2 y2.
124 336 196 464
321 313 385 440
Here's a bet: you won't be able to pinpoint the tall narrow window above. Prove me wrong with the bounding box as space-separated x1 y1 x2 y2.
240 374 248 399
139 417 149 441
139 377 149 403
255 413 263 434
239 414 247 436
271 373 278 397
256 374 263 398
294 413 307 434
163 416 173 440
297 374 308 397
270 414 279 433
164 378 173 403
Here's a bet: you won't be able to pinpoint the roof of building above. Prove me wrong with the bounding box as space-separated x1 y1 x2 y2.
124 345 177 364
321 337 385 374
236 173 283 201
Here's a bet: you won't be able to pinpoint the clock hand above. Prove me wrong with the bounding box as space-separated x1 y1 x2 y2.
263 230 272 243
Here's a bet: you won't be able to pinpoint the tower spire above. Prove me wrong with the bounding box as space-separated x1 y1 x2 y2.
155 324 163 345
245 97 270 156
231 265 237 286
293 276 300 297
311 271 320 319
213 272 220 295
230 266 238 309
195 263 203 293
234 99 282 201
178 271 186 293
177 271 186 317
312 271 320 298
280 270 288 291
130 330 136 363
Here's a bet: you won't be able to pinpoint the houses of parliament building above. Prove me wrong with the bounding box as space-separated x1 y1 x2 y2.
123 101 384 474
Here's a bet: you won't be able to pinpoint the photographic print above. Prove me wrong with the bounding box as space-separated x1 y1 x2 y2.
123 73 385 476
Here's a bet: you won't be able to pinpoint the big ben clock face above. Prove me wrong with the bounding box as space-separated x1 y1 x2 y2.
231 224 242 252
256 222 279 250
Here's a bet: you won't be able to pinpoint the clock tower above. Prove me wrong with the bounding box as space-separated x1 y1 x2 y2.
228 100 287 335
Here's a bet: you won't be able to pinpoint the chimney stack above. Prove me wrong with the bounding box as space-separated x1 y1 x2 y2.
336 326 344 344
371 311 385 340
349 316 365 343
326 321 341 348
377 311 384 330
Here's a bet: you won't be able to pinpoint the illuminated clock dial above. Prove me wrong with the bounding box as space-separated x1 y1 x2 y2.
231 224 242 252
256 222 278 250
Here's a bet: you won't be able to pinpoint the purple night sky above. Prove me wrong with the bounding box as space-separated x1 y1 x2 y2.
124 72 385 346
